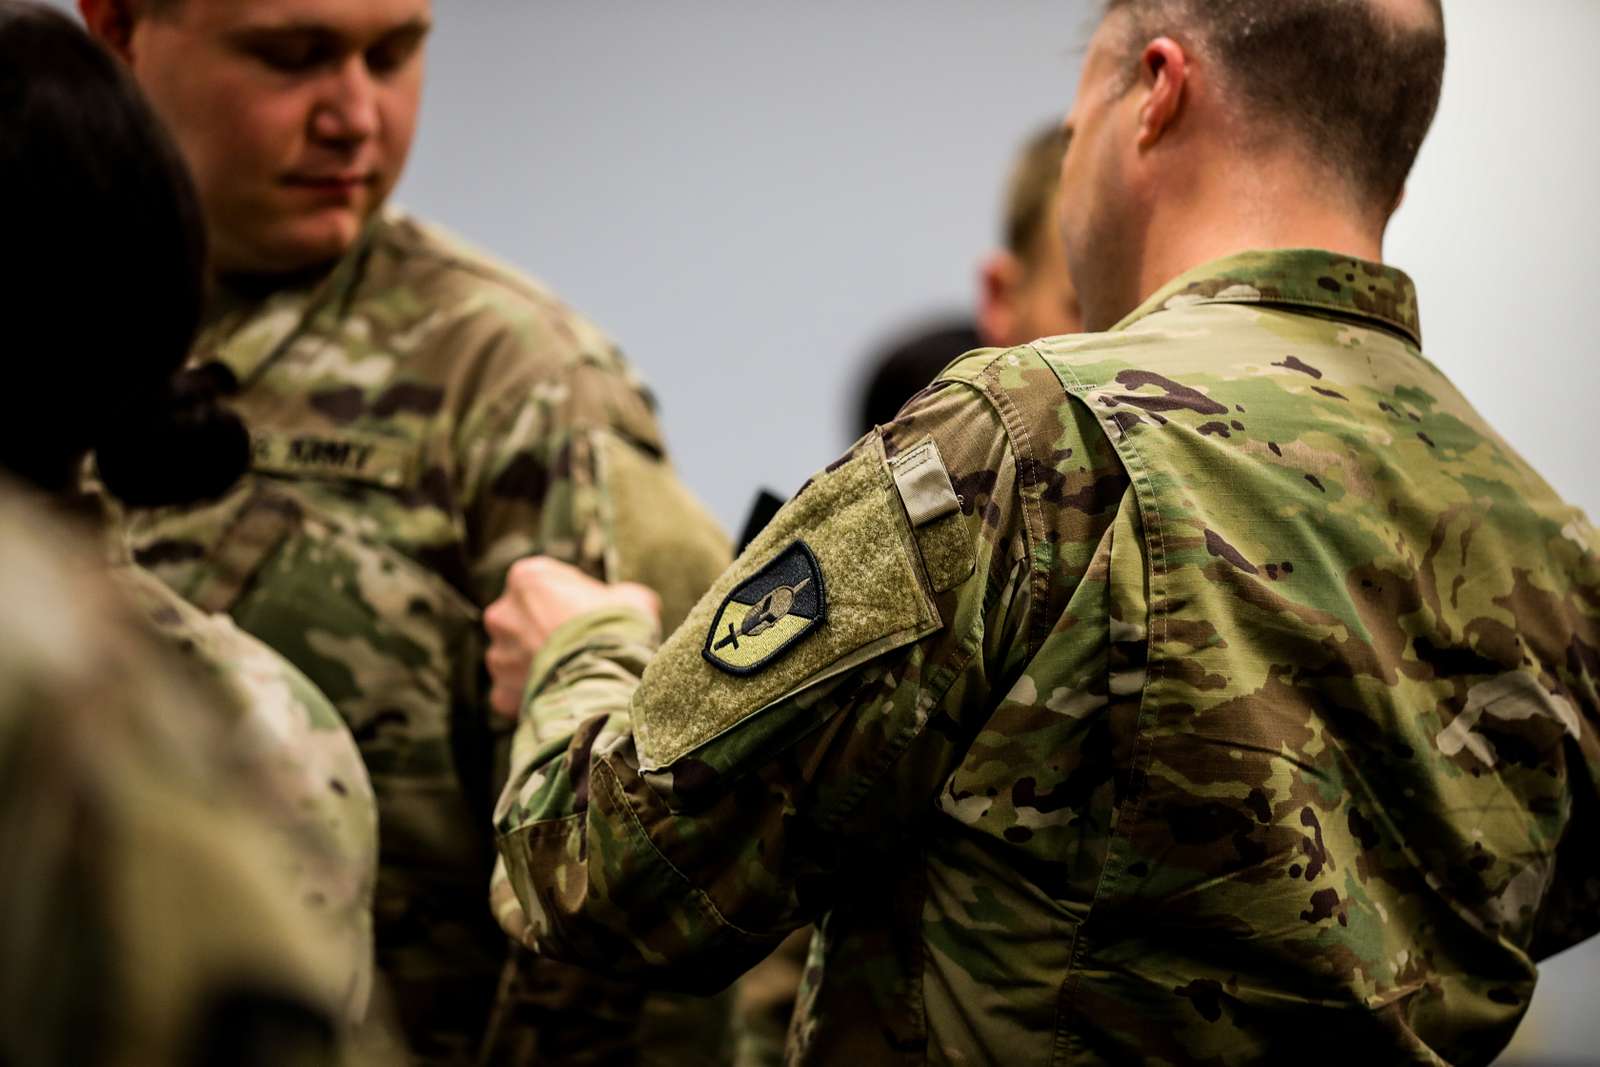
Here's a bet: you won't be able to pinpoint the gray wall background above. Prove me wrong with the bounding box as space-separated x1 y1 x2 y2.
50 0 1599 1060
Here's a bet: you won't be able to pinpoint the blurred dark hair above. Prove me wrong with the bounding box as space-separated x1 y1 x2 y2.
0 0 247 507
1104 0 1445 210
856 320 984 437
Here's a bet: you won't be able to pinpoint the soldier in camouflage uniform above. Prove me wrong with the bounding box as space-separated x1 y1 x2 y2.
0 482 352 1067
80 0 732 1061
485 1 1599 1063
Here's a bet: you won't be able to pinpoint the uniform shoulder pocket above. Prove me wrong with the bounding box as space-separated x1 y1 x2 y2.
633 434 942 773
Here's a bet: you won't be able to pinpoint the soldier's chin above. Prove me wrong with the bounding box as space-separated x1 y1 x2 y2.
230 211 367 277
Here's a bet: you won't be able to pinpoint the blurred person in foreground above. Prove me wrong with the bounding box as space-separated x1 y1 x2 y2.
485 0 1600 1063
0 491 352 1067
77 0 733 1062
0 3 372 1061
856 123 1081 436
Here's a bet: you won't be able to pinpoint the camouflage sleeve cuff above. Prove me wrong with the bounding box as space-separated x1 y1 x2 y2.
520 606 661 726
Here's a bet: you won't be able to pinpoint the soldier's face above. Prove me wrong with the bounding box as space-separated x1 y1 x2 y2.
1059 14 1146 331
126 0 430 276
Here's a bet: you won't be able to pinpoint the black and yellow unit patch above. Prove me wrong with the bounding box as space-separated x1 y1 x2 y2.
702 541 827 676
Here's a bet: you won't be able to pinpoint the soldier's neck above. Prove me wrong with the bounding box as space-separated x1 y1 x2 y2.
201 258 342 336
1127 160 1388 323
211 260 340 304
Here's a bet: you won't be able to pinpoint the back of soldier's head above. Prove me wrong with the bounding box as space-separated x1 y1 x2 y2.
0 0 246 506
1103 0 1446 211
1002 124 1070 275
979 122 1081 348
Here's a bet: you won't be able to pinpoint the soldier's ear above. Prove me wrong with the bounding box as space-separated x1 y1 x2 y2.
80 0 139 62
978 251 1022 349
1135 36 1188 151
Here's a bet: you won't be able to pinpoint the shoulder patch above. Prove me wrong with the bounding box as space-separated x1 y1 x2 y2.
702 541 826 676
632 437 941 773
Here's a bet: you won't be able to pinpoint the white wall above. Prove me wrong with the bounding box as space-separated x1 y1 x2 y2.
399 0 1098 527
45 0 1600 1059
1387 0 1600 527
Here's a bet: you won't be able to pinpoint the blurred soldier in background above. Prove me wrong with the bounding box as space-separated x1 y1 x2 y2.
77 0 732 1062
484 0 1600 1064
855 122 1080 436
975 123 1081 352
855 320 983 440
0 3 370 1061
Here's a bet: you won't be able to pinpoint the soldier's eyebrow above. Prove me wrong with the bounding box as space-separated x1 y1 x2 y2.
367 20 431 65
223 23 339 58
223 17 431 55
373 20 432 51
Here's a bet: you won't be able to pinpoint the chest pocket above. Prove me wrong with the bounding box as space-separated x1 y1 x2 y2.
127 446 481 765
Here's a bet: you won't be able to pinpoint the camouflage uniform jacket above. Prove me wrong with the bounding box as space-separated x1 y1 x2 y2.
0 484 351 1067
113 562 378 1026
122 208 731 1063
494 250 1600 1066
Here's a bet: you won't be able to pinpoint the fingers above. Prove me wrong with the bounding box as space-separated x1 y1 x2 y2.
484 557 661 720
485 635 531 720
614 582 662 626
485 643 530 685
506 555 591 598
482 597 523 642
488 678 524 719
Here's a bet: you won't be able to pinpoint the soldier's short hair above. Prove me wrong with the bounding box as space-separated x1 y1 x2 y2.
1104 0 1446 208
1002 124 1069 273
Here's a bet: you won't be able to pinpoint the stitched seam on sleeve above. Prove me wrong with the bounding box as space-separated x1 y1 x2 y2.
981 354 1051 660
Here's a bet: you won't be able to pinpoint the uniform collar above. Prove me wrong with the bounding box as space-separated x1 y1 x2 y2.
198 212 388 388
1112 248 1423 347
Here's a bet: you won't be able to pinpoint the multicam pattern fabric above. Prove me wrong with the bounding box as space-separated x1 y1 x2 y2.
0 484 349 1067
114 564 378 1025
121 209 731 1064
494 250 1600 1065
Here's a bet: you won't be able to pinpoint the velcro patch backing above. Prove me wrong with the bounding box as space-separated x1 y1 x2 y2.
633 436 939 772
